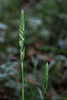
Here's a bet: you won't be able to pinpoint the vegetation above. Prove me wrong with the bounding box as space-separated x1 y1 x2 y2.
19 9 25 100
43 63 48 100
0 0 67 100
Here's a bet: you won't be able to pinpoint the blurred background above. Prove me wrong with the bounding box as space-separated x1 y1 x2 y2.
0 0 67 100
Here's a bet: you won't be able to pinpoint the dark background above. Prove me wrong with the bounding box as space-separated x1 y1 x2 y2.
0 0 67 100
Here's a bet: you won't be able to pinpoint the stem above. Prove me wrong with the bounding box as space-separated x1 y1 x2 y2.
19 9 25 100
20 49 24 100
21 61 24 100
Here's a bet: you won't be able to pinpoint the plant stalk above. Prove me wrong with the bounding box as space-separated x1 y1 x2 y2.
21 61 24 100
19 9 25 100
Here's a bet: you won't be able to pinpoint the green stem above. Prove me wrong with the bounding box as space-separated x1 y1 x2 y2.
20 49 24 100
19 9 25 100
21 61 24 100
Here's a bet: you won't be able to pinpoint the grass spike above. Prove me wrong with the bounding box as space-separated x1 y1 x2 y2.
19 9 25 100
43 62 48 100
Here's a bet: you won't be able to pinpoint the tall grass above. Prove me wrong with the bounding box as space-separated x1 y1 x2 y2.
19 9 48 100
19 9 25 100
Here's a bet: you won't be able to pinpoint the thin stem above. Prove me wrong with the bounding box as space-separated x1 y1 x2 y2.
21 61 24 100
20 49 24 100
19 9 25 100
